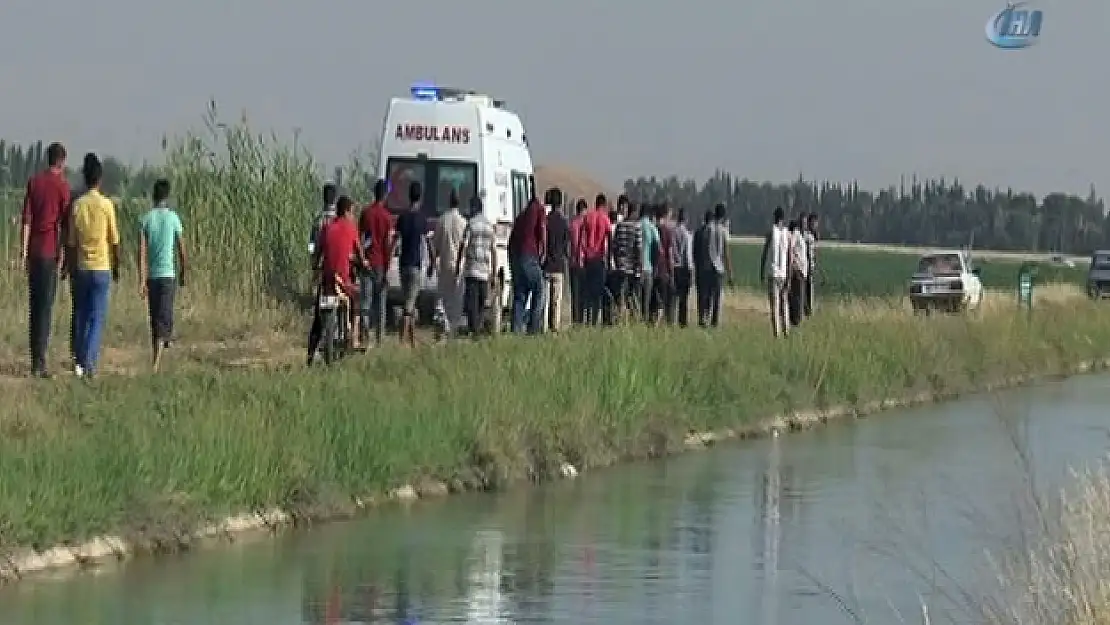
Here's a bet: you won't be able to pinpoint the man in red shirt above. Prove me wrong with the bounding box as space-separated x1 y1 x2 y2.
508 193 547 334
358 179 394 347
307 197 367 365
578 193 612 325
20 142 70 378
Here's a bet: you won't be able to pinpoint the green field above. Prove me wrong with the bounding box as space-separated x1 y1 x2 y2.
726 242 1086 297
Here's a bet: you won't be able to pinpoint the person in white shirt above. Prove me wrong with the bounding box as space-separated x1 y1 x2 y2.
431 189 468 338
788 216 809 327
760 207 790 337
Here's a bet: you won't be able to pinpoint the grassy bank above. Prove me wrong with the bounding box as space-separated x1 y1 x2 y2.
2 291 1110 559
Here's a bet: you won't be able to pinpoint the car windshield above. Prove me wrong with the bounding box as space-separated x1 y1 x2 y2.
1093 254 1110 270
917 253 963 274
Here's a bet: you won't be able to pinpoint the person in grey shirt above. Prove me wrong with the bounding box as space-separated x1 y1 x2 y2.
697 204 732 328
456 197 498 337
672 208 694 327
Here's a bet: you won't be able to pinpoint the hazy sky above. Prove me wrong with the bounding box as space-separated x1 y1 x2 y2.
0 0 1104 196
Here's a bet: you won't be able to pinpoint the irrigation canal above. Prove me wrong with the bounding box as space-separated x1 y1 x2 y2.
3 374 1110 625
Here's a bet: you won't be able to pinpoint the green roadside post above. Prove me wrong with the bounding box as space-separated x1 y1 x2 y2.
1017 262 1036 311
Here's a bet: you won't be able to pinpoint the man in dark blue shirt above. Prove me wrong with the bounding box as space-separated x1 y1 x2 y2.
393 181 429 347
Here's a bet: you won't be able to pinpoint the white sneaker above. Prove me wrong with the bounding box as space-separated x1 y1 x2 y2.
74 364 85 378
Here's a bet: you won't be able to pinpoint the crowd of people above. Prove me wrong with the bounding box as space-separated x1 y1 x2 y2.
18 142 187 379
306 179 823 364
18 146 820 377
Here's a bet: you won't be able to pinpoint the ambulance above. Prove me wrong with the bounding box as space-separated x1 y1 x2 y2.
379 83 535 328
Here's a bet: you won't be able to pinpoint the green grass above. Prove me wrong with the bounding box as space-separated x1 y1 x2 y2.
2 297 1110 554
1 111 1109 566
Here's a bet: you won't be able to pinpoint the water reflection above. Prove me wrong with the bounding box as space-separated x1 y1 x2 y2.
4 375 1110 625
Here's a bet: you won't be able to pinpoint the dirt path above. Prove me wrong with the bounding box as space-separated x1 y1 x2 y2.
0 286 1084 386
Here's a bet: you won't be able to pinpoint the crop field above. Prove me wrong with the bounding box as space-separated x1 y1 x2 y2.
727 241 1087 298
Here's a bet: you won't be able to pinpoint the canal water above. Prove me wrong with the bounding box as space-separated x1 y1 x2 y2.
3 374 1110 625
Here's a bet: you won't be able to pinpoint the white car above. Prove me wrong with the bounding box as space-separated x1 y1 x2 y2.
908 250 984 314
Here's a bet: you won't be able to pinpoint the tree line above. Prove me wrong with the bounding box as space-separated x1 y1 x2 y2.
625 171 1108 254
3 136 1106 254
0 139 147 197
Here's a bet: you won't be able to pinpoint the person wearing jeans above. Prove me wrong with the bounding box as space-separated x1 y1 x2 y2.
508 197 547 334
67 158 119 378
359 179 393 347
511 255 545 334
20 142 70 378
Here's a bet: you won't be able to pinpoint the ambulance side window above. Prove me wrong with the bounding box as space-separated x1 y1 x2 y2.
511 171 529 217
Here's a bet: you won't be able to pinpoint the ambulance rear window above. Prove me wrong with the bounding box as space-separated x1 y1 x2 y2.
435 163 478 216
384 157 478 217
385 160 426 213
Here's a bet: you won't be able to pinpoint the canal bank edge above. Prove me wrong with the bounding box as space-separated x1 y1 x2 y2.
4 356 1109 584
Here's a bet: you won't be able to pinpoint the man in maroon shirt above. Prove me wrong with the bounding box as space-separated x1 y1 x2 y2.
508 185 547 334
20 142 69 378
358 179 393 347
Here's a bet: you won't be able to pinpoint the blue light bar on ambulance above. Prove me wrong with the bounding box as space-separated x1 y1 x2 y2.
410 83 439 101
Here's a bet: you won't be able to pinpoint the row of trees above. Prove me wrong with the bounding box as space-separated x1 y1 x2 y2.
3 135 1106 254
0 139 143 196
624 172 1108 254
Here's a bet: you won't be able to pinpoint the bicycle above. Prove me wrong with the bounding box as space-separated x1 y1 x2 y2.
317 281 352 366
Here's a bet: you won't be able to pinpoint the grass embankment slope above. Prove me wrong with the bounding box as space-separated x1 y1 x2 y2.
0 118 1108 577
2 286 1109 557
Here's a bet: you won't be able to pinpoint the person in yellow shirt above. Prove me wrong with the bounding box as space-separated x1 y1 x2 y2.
67 158 119 378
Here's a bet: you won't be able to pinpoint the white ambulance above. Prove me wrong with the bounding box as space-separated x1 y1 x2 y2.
378 83 535 327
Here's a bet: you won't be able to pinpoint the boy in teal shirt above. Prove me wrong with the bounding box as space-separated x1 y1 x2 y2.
640 206 660 321
138 178 187 371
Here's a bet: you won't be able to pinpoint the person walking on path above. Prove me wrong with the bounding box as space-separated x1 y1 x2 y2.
787 218 808 327
608 202 643 324
19 142 69 378
62 152 101 371
542 187 570 333
456 197 498 337
568 198 587 325
68 158 119 379
760 207 790 337
431 189 468 339
138 178 187 372
578 194 612 326
393 182 430 348
508 194 547 335
672 208 694 327
639 203 661 323
804 212 819 316
698 203 732 327
359 179 393 347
